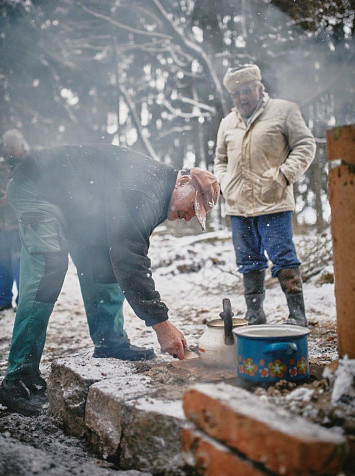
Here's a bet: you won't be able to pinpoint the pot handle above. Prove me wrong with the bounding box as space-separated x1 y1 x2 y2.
263 342 297 355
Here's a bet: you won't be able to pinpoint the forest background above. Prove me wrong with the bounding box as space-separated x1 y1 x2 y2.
1 0 354 230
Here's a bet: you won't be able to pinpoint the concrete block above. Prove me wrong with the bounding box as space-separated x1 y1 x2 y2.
85 374 151 460
48 355 188 474
120 397 186 475
47 353 134 437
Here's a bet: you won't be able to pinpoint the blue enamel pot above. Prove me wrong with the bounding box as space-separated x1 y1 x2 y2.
233 325 310 383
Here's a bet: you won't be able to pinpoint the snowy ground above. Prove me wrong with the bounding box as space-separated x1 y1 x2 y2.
0 225 345 475
0 226 338 378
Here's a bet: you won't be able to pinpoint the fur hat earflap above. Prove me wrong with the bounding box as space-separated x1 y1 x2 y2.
223 64 262 94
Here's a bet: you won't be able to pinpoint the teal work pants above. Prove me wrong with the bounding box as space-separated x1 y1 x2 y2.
5 179 128 381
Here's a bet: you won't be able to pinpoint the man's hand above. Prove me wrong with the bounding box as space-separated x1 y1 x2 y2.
152 321 187 360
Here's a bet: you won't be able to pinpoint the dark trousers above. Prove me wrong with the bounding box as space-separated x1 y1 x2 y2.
0 229 21 306
5 178 128 381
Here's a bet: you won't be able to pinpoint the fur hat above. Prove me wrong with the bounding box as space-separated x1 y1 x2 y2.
223 64 262 94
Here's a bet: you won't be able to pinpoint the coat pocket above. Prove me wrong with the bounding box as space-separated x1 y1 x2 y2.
20 213 65 254
260 168 287 205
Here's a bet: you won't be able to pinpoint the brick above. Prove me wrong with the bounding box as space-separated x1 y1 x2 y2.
182 427 272 476
183 383 347 475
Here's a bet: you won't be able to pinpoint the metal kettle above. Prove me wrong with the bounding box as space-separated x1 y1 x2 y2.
197 299 247 366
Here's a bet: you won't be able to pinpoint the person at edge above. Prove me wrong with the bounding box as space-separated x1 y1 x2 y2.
0 144 220 416
0 130 26 311
214 64 316 328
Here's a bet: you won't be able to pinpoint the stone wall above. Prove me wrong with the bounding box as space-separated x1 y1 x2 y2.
47 355 187 475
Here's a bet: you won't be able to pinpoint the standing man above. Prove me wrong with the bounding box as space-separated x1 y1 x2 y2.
214 64 316 327
0 130 25 311
0 144 219 415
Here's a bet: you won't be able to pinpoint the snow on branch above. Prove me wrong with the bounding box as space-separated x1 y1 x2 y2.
119 84 159 161
145 0 228 115
161 99 211 119
157 125 192 140
175 96 216 114
117 40 169 54
169 45 192 68
79 3 172 40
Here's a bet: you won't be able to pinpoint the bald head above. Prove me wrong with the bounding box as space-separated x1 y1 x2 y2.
2 129 29 160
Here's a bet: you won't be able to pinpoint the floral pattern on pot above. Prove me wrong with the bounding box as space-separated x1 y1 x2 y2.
289 367 298 377
297 356 308 375
243 358 258 376
259 368 269 378
268 359 287 378
239 357 309 380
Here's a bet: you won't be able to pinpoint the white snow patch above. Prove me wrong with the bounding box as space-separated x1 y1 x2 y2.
133 398 185 419
331 357 355 407
285 387 315 402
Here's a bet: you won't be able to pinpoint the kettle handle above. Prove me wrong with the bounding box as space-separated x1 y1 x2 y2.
219 298 234 346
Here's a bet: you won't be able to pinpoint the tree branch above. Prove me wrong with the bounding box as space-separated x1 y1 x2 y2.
119 84 159 161
149 0 228 115
175 95 216 114
157 125 192 139
161 99 211 119
79 3 172 40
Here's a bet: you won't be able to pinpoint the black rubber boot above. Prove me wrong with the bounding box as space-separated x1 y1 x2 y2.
278 268 307 327
243 270 266 325
0 377 48 416
21 374 47 395
93 343 156 361
0 303 12 312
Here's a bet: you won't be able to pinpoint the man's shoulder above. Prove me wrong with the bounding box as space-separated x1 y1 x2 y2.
221 109 239 126
267 98 298 114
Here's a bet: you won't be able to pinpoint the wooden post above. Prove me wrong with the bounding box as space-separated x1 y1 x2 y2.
326 124 355 359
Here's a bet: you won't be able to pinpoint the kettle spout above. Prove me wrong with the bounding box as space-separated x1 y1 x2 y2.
219 298 234 345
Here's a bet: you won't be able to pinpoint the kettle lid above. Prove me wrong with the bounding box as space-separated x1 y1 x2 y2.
207 317 248 328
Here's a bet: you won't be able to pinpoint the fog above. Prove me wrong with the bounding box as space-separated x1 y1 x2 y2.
0 0 354 228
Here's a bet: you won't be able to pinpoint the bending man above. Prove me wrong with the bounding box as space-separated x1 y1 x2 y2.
0 144 219 415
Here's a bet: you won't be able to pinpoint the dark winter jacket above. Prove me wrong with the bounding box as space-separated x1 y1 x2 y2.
13 145 178 326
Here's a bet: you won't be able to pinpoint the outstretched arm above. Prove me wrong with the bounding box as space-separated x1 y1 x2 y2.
153 321 187 360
